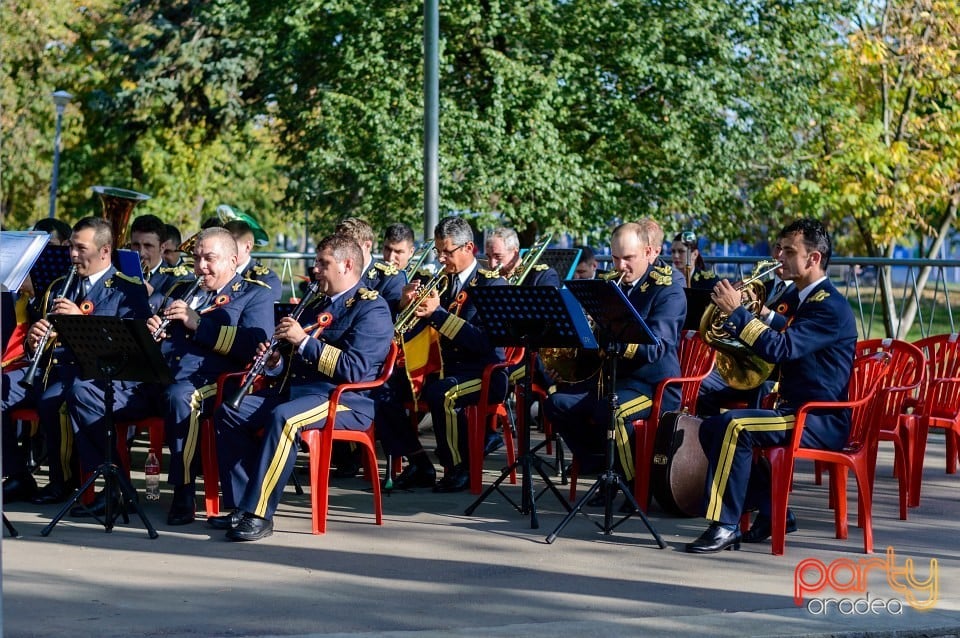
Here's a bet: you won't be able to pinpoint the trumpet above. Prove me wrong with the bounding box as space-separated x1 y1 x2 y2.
404 240 435 280
19 266 79 390
227 281 323 410
151 277 203 340
394 269 448 336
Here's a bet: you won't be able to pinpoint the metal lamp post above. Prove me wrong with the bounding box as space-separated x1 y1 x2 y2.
49 90 73 219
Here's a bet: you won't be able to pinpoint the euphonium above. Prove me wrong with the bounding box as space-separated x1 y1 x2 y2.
92 185 150 249
394 269 449 336
698 259 782 390
507 233 553 286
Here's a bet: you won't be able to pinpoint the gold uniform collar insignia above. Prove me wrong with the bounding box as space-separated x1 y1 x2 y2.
366 267 379 280
358 287 380 301
640 281 650 293
810 290 830 303
232 281 242 292
345 296 355 308
104 278 114 288
374 261 399 276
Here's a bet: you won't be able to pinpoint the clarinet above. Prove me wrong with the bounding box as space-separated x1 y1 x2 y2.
19 266 79 390
151 277 203 340
226 281 322 410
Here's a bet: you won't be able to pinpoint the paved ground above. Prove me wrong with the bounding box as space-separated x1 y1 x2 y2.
2 427 959 638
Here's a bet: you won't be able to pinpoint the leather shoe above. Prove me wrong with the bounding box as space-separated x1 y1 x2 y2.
685 523 742 553
207 509 244 530
742 509 798 543
483 432 504 456
167 503 196 526
433 465 470 493
2 472 37 504
225 513 273 542
70 488 124 518
30 481 74 505
391 463 436 490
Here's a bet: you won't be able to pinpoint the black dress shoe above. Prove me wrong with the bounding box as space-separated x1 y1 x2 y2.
433 465 470 493
685 523 742 553
207 509 244 530
483 432 504 456
70 489 124 518
392 463 436 490
2 472 38 504
742 510 798 543
30 481 73 505
225 513 273 541
167 503 196 526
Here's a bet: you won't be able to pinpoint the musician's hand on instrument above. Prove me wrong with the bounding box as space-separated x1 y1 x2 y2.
51 298 82 315
399 282 421 310
711 279 741 314
275 317 307 346
27 320 52 351
146 315 165 340
414 290 440 316
163 300 201 331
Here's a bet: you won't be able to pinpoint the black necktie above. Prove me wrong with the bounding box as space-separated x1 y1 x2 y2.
447 274 461 303
767 281 786 305
76 277 90 302
620 282 632 296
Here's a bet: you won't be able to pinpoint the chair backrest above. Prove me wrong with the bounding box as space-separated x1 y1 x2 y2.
676 329 717 412
855 338 925 432
912 333 960 421
843 351 893 451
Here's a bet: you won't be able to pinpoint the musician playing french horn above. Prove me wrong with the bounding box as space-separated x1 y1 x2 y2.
66 227 273 525
376 216 507 493
2 217 151 506
212 233 392 541
544 219 686 509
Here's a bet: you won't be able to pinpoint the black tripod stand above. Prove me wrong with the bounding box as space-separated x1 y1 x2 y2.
545 279 666 547
41 316 171 538
465 286 597 528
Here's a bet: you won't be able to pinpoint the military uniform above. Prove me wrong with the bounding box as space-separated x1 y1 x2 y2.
240 260 283 303
2 267 151 489
698 277 857 525
214 282 392 519
689 268 718 290
361 259 406 319
544 258 686 480
68 273 274 504
147 261 194 313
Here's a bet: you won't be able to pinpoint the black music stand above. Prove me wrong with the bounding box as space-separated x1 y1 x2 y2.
545 279 666 547
3 514 19 538
28 244 72 304
539 249 582 281
41 316 172 539
464 286 597 528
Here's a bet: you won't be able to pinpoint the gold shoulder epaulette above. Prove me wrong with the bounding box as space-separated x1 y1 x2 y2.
654 264 673 276
243 277 271 289
160 264 191 277
695 270 717 281
480 268 500 279
358 287 380 300
650 270 673 286
533 264 549 271
374 261 399 276
810 290 830 303
114 272 141 284
252 264 270 275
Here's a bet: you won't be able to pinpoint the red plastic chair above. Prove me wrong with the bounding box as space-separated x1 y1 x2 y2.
299 341 398 534
757 352 890 555
567 330 717 511
854 338 925 519
464 346 525 495
908 333 960 507
115 416 165 475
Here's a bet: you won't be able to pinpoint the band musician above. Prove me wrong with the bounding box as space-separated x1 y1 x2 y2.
686 219 857 553
671 231 716 289
224 219 283 302
543 219 685 507
212 233 393 541
382 223 417 272
66 227 274 525
2 217 152 505
336 217 405 319
377 216 507 493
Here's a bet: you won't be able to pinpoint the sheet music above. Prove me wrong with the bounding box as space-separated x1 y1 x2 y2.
0 231 51 292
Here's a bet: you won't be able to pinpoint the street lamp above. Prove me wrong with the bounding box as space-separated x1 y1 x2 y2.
49 89 73 219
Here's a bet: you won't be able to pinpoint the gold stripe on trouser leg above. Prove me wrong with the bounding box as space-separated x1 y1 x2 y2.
705 414 795 521
181 383 218 486
444 379 482 467
612 395 651 481
59 403 73 482
508 365 525 385
252 401 350 518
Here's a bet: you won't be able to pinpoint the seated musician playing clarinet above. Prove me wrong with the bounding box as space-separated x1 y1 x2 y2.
377 216 507 493
686 219 857 553
3 217 151 505
212 233 392 540
543 219 685 507
67 227 274 525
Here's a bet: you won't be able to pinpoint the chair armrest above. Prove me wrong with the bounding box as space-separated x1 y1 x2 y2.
327 343 399 431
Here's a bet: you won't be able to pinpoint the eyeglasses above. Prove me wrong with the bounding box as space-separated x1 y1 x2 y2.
434 243 468 258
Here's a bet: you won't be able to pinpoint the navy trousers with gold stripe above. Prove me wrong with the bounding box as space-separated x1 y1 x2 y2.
422 371 508 470
699 408 847 525
216 389 365 519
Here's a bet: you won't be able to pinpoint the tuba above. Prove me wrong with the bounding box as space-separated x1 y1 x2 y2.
698 259 781 390
92 186 151 249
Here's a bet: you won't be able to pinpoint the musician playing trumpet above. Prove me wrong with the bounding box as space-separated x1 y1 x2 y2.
2 218 151 505
212 234 392 540
66 227 273 524
543 220 686 509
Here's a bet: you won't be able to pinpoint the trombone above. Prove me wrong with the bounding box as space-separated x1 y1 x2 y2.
404 240 435 279
507 233 553 286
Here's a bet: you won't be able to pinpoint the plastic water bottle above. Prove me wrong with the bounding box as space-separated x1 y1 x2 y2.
144 450 161 501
